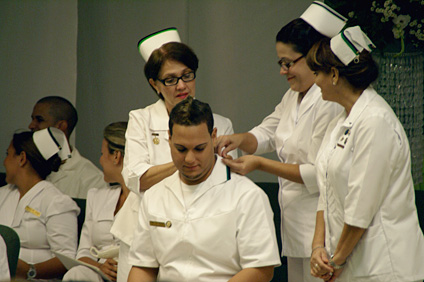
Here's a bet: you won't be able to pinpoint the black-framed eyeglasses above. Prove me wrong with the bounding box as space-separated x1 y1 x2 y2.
157 72 196 86
278 55 304 71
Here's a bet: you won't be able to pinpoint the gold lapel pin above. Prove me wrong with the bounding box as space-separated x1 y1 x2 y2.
150 220 172 228
152 133 160 145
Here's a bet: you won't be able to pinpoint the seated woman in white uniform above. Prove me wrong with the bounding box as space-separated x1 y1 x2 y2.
0 127 79 280
307 27 424 282
62 122 130 282
110 28 236 282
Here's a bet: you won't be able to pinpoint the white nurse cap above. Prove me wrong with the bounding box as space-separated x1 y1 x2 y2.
33 127 71 161
300 1 347 37
330 26 375 65
138 27 181 62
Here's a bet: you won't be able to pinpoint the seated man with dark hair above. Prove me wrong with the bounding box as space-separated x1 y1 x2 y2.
29 96 107 199
128 96 280 282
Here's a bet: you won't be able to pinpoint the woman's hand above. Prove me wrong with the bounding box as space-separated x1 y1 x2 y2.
221 155 260 176
326 268 343 282
215 135 242 157
99 258 118 281
310 247 333 280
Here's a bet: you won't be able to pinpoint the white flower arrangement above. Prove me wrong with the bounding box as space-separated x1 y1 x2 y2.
371 0 424 51
325 0 424 53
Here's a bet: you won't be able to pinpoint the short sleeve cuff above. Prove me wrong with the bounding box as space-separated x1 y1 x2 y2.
299 164 318 194
123 164 154 195
248 128 268 155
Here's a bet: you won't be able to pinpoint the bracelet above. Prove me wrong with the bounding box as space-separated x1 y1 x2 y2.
329 254 346 269
311 245 325 255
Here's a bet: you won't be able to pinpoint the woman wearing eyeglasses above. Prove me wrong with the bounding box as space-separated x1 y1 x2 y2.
216 3 345 282
110 28 236 282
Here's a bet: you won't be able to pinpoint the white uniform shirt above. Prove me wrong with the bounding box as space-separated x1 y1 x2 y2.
128 156 281 282
316 88 424 281
0 236 10 281
111 99 236 281
249 84 342 257
76 186 121 262
47 147 107 199
0 181 80 264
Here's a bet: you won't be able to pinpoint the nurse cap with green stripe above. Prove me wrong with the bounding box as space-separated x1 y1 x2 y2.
137 27 181 62
330 26 376 65
33 127 71 161
300 1 347 37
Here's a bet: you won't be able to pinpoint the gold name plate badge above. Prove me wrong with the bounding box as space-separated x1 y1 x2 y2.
25 206 41 217
150 221 172 228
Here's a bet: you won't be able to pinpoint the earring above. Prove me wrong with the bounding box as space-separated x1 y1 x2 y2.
332 80 336 86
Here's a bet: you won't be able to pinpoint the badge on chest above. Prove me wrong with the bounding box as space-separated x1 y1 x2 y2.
337 129 351 149
150 220 172 228
25 205 41 217
152 133 160 145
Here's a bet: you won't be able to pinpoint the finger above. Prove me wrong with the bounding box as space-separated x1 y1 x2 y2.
322 273 332 280
310 269 319 278
105 272 117 282
221 145 235 158
215 138 229 157
223 154 233 160
108 258 118 265
215 143 223 156
221 158 232 166
327 274 336 282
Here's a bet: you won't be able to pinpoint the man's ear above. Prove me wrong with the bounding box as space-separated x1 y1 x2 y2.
211 127 217 146
55 120 69 135
168 130 172 144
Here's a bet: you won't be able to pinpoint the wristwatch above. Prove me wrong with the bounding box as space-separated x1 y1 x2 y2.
27 264 37 280
329 255 346 269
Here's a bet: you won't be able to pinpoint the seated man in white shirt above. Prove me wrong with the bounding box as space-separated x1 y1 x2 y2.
29 96 107 199
128 96 281 282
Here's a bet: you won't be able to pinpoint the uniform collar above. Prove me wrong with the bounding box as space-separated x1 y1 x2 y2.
12 181 47 227
164 155 231 207
149 99 170 131
46 147 82 184
297 84 322 120
342 87 378 128
60 147 81 169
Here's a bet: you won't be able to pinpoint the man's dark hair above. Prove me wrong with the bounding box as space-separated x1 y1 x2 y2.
169 96 213 136
37 96 78 137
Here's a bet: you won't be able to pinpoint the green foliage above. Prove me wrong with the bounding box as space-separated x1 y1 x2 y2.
324 0 424 53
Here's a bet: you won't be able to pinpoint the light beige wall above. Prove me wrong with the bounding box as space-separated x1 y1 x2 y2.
1 0 313 182
0 0 78 164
